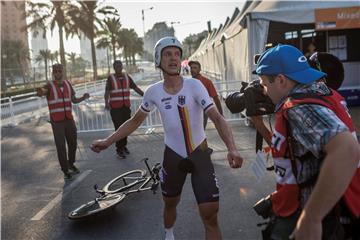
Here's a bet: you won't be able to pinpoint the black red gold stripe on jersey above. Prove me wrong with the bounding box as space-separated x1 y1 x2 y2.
177 105 195 156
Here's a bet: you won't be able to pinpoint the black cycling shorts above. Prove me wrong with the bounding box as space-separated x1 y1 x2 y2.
160 141 219 204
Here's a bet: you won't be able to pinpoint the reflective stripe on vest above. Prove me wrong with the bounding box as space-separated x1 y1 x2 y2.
47 80 73 122
109 74 131 108
271 120 300 217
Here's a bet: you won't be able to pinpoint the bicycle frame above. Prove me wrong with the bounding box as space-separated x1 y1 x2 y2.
95 158 160 197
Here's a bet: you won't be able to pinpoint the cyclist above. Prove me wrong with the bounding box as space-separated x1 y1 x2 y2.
252 45 359 239
91 37 243 240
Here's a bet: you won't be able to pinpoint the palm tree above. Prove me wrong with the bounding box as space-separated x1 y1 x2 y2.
117 28 139 66
131 37 143 65
66 52 77 80
97 17 122 62
35 49 51 81
68 1 118 81
49 50 59 65
2 40 31 84
25 1 77 77
66 52 77 65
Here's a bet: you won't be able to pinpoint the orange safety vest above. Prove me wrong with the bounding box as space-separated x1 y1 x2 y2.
47 80 73 122
271 89 360 218
109 74 131 108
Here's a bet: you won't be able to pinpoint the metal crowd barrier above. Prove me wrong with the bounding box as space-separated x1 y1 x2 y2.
73 88 246 133
0 79 107 127
1 78 247 132
73 96 162 133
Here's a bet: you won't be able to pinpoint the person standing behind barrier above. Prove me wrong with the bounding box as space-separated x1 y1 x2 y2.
36 63 90 179
91 37 243 240
104 60 144 159
189 60 223 129
253 45 360 240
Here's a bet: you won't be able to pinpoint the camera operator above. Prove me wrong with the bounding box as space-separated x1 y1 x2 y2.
250 44 360 240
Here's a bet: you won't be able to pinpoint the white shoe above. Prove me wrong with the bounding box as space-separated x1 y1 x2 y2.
164 228 174 240
164 233 174 240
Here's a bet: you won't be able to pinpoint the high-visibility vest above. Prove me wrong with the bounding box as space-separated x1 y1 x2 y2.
109 74 131 108
47 80 73 122
271 89 360 218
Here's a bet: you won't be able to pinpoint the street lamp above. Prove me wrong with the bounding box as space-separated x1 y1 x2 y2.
142 7 154 37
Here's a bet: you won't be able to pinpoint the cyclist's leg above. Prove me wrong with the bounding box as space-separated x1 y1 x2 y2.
190 143 221 239
163 195 181 229
160 146 187 229
198 202 220 240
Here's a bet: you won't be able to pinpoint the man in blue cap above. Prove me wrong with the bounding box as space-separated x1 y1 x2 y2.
253 44 359 239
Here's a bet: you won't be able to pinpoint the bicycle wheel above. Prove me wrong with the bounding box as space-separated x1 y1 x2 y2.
68 193 126 220
103 169 146 194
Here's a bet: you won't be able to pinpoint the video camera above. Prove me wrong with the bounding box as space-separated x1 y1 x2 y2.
225 80 275 116
225 53 275 117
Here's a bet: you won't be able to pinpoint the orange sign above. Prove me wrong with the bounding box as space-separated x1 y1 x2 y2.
315 6 360 30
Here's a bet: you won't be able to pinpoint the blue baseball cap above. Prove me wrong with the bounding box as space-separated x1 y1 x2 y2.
254 44 326 84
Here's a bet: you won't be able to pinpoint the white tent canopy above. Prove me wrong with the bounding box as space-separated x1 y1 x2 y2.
191 0 360 91
248 1 359 24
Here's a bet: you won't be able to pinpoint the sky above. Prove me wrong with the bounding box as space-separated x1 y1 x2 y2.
40 1 244 54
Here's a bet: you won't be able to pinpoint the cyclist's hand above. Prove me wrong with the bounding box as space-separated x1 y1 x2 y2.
227 150 243 168
91 139 109 153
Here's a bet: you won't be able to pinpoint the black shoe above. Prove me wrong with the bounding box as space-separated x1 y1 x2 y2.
123 146 130 155
69 165 80 174
206 147 214 155
117 151 126 159
64 171 72 179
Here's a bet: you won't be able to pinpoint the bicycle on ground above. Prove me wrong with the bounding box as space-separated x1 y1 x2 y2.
68 158 161 220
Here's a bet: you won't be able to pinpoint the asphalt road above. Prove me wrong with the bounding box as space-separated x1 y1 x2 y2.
1 117 276 240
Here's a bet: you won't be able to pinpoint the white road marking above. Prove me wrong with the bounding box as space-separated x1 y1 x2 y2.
31 170 92 221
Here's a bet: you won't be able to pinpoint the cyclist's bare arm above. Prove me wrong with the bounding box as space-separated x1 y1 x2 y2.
207 107 243 168
91 109 147 153
213 95 223 115
250 116 272 146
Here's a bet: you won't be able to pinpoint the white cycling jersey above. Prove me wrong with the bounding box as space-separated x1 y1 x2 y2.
140 77 214 158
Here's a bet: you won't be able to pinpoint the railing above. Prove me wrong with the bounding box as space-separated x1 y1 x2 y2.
73 96 163 133
73 88 246 133
1 79 107 127
1 78 247 132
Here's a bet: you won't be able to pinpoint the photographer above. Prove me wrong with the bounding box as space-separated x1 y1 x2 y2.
249 44 359 240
